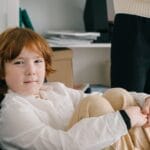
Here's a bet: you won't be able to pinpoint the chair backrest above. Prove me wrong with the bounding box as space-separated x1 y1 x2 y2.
0 80 6 108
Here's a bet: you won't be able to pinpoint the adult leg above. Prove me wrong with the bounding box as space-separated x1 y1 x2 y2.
145 69 150 94
142 16 150 94
111 14 147 92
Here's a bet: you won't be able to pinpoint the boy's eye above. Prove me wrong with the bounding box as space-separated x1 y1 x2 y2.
14 60 24 65
34 58 44 63
34 59 44 63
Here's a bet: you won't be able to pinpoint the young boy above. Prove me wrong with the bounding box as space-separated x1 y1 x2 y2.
0 27 149 150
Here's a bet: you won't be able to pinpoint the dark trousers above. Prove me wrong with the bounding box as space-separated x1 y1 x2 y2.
111 14 150 93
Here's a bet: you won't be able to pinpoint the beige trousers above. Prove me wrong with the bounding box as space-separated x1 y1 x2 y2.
66 88 150 150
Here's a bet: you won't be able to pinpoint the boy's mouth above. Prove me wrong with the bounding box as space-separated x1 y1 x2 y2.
24 80 38 83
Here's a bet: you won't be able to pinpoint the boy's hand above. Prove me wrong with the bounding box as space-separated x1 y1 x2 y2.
142 97 150 127
124 106 147 127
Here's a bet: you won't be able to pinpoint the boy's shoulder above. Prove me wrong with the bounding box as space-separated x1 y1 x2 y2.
42 82 67 90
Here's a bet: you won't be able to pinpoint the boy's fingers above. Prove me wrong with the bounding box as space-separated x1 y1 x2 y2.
142 106 149 115
143 115 150 128
143 97 150 114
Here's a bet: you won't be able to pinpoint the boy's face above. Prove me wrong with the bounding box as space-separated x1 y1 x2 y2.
4 47 46 96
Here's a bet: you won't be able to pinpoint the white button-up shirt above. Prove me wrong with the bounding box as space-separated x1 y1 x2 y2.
0 82 148 150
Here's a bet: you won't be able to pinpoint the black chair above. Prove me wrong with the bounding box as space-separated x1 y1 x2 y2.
0 80 6 109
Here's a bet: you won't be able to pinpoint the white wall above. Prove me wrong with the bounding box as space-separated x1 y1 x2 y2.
0 0 19 33
20 0 86 34
0 0 7 32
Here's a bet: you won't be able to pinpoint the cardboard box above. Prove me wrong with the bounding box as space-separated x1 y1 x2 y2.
46 49 73 88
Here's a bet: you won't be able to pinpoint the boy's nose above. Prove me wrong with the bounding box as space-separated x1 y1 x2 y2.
25 63 36 75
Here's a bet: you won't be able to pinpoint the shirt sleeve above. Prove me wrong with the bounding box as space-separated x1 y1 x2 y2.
0 97 128 150
55 82 104 108
130 91 150 107
49 82 88 108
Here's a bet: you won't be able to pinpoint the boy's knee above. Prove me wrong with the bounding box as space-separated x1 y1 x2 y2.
103 88 129 97
103 88 135 110
67 94 115 130
80 95 114 117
